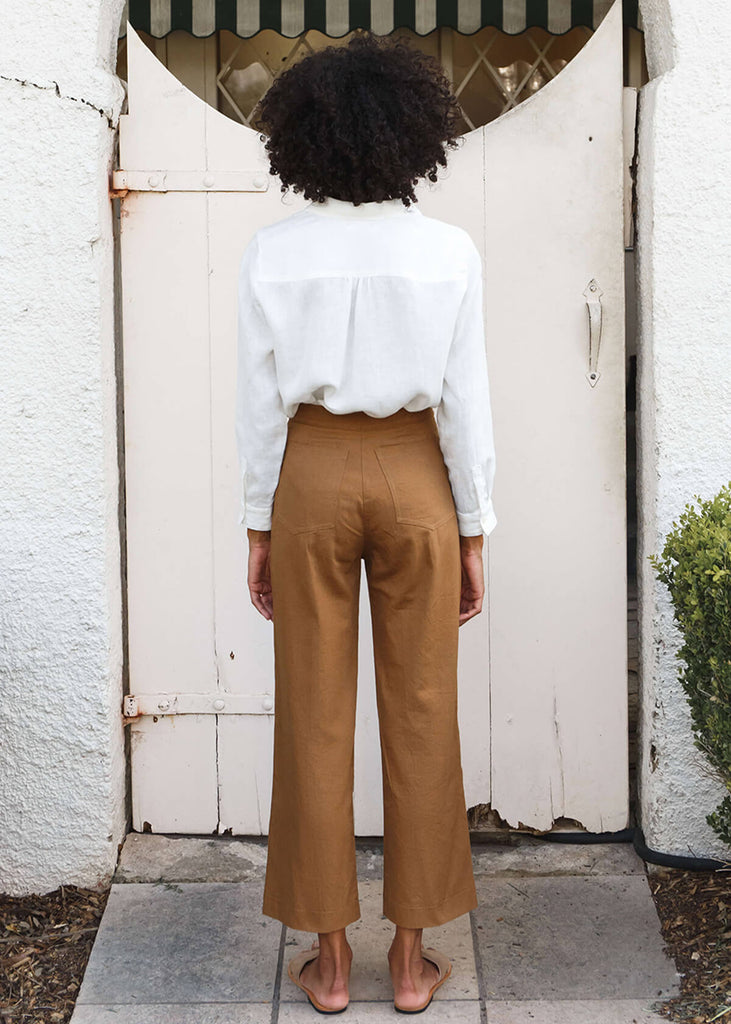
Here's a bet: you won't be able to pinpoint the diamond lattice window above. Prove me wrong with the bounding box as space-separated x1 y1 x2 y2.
216 26 591 133
117 24 645 133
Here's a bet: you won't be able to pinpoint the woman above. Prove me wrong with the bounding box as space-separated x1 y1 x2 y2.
235 31 497 1015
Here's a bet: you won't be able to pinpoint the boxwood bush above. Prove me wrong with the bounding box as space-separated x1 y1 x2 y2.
649 482 731 847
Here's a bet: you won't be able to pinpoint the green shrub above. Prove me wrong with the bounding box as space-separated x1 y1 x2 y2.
649 481 731 847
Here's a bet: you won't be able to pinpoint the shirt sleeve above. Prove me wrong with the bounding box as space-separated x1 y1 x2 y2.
235 233 289 531
435 238 497 538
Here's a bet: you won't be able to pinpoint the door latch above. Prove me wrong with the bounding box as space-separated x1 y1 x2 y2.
584 279 604 387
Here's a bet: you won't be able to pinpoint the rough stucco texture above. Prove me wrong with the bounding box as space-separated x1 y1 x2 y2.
636 0 731 860
0 1 128 894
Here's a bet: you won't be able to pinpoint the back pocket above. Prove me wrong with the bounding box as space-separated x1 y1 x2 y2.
272 438 349 534
374 438 457 530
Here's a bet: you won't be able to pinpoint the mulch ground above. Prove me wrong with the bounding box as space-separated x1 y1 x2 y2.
1 863 729 1023
649 867 731 1024
0 885 109 1024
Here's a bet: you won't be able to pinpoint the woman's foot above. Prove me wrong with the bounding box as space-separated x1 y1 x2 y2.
298 930 353 1012
388 926 442 1012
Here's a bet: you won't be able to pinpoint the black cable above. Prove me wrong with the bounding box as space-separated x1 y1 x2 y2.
632 826 729 872
536 827 635 844
534 825 729 872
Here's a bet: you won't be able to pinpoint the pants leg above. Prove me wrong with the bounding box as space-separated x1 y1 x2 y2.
263 425 363 932
363 419 478 927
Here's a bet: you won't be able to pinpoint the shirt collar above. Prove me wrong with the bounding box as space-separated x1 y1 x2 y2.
308 196 415 219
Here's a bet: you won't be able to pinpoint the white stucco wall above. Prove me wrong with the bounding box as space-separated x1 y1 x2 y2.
636 0 731 859
0 0 128 894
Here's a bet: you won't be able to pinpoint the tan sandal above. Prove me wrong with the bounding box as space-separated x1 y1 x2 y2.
287 944 349 1015
393 946 452 1014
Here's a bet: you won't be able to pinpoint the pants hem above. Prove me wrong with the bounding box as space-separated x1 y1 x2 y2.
383 884 478 929
263 893 361 933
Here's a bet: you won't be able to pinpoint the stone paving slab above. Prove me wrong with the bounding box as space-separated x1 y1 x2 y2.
71 1005 271 1024
72 882 281 1007
114 833 386 883
485 998 672 1022
473 875 680 1000
471 840 647 877
279 1000 482 1021
74 837 681 1024
115 834 647 885
114 835 271 883
281 878 479 1003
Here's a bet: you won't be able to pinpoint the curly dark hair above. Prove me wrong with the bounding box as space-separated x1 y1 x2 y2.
253 31 462 207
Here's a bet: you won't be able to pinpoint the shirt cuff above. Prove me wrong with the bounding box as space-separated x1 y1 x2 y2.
456 501 497 538
238 503 273 530
457 463 497 537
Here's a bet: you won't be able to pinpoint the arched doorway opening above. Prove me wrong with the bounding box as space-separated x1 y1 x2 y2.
111 1 653 836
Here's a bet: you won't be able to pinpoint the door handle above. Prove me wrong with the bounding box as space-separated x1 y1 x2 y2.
583 279 603 387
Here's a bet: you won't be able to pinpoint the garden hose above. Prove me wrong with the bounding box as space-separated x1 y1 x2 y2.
534 825 729 871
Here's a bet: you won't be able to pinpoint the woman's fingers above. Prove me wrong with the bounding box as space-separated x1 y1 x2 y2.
250 583 273 621
248 543 273 621
459 590 483 625
459 549 484 626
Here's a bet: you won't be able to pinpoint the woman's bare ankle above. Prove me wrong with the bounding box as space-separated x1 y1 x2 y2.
298 929 352 1009
313 928 353 976
388 925 425 962
388 926 440 1009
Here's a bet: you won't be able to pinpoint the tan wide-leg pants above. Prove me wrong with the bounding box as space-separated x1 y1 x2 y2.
263 401 477 933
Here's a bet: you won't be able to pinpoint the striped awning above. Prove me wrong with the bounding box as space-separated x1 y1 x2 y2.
121 0 643 39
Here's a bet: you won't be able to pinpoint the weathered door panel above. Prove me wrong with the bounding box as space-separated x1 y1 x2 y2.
119 0 627 836
485 2 627 829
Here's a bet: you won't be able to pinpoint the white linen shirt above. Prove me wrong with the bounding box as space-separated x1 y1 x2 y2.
235 195 497 537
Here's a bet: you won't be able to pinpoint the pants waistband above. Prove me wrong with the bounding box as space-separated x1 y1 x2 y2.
290 402 436 434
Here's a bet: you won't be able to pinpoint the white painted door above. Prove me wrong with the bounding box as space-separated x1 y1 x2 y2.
118 0 627 836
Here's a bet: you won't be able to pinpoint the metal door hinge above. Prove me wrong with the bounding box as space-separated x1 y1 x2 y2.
122 691 274 725
110 170 270 195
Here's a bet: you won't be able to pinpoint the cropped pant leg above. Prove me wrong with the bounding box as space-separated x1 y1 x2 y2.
362 418 478 927
263 421 364 933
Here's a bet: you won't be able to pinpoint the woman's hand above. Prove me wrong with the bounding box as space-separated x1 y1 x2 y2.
459 534 484 626
247 529 273 621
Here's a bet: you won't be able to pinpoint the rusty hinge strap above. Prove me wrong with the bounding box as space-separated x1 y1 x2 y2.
122 691 274 724
112 170 270 193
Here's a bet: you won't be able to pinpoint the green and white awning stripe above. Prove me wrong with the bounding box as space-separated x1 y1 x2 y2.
122 0 643 39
